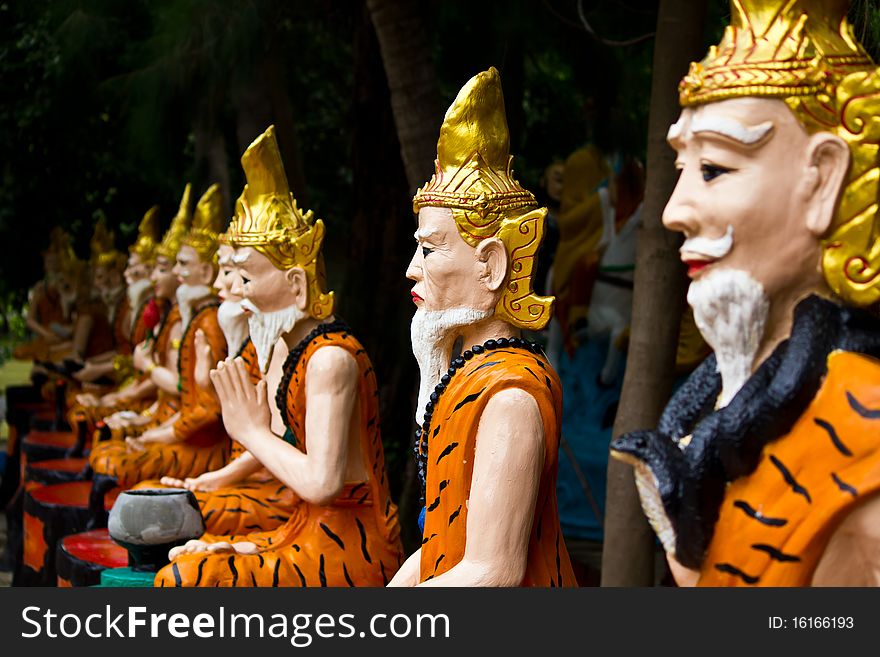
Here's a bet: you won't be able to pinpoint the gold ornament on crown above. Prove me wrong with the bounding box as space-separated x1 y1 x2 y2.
185 183 224 264
413 67 553 330
90 215 126 271
156 183 193 260
130 206 160 263
224 125 334 320
680 0 880 307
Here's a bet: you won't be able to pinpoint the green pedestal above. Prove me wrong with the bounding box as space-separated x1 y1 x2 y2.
96 567 156 587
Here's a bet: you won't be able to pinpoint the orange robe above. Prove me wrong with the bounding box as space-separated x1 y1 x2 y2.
418 344 576 586
697 351 880 586
155 326 403 587
71 296 164 428
136 340 299 535
88 300 228 487
13 282 67 360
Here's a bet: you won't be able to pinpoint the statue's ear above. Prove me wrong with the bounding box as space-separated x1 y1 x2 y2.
475 237 509 293
285 267 309 311
801 132 850 237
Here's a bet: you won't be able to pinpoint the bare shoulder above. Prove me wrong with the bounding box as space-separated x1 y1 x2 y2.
812 491 880 586
832 492 880 540
483 387 541 417
306 345 358 382
478 388 544 450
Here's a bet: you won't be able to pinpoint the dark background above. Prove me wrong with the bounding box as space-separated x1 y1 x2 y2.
2 0 879 544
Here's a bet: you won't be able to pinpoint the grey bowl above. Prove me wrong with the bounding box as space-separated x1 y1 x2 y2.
108 488 205 572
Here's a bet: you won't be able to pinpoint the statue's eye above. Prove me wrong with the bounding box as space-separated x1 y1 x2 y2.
241 276 250 285
422 246 434 258
701 163 731 182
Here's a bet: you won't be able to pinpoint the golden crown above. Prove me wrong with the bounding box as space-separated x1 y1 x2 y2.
413 67 553 330
130 206 160 263
185 183 224 263
90 216 126 271
680 0 880 307
224 126 334 319
156 183 193 260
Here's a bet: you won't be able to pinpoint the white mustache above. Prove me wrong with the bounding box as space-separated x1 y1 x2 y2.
680 225 734 259
240 298 259 314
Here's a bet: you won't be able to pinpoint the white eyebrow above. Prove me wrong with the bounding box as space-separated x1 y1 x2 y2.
218 254 232 266
231 252 250 264
690 116 774 145
413 227 439 242
667 116 686 142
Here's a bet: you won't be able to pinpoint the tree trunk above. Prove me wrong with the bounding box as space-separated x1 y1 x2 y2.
230 35 309 207
349 3 421 553
366 0 441 193
600 0 706 587
193 93 232 217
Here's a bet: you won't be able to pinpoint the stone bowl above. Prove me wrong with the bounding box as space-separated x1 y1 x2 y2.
107 488 205 572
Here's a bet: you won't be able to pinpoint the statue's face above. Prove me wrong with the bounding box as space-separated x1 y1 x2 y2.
406 206 499 313
93 264 122 296
151 255 179 300
230 246 301 313
663 97 835 303
213 245 241 302
43 252 60 283
124 253 151 285
173 244 215 288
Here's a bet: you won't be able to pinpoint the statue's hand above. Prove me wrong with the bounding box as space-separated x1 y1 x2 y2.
132 342 153 373
211 357 271 446
76 393 99 407
73 362 100 383
193 329 214 390
168 469 233 493
168 540 257 561
125 436 146 452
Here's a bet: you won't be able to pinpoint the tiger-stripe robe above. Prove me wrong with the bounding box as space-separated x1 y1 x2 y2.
155 326 403 587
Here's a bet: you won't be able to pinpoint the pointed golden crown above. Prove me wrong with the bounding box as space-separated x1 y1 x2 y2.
413 68 553 330
156 183 193 260
680 0 880 307
224 125 334 319
90 216 125 271
680 0 870 106
184 183 224 263
129 206 160 263
413 67 538 225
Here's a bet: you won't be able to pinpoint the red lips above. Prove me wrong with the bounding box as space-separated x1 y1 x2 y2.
411 291 423 304
684 259 713 278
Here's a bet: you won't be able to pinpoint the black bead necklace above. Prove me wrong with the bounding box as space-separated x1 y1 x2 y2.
414 336 546 506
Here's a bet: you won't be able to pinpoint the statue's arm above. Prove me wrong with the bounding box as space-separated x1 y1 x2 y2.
811 492 880 586
388 548 422 587
418 388 543 587
229 346 358 506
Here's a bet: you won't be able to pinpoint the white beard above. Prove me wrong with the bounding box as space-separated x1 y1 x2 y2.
410 307 493 424
217 300 249 356
687 268 769 407
101 285 125 323
242 300 306 373
126 278 153 330
176 284 213 329
59 291 77 319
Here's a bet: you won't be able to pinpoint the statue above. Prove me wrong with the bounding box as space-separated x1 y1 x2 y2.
135 241 299 536
74 206 162 417
89 183 231 488
13 228 76 363
610 0 880 586
60 217 130 384
155 125 403 587
388 68 576 586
